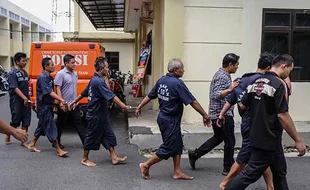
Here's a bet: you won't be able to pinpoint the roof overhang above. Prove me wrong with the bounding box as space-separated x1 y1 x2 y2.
74 0 125 29
124 0 153 32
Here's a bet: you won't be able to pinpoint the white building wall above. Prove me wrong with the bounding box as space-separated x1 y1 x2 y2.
242 0 310 121
100 42 135 74
182 0 243 123
182 0 310 123
0 0 52 71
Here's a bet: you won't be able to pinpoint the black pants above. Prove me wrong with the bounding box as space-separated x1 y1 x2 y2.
56 105 86 145
226 146 288 190
196 116 235 170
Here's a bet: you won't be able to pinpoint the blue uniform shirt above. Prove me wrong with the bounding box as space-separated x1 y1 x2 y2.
8 68 29 100
227 72 263 123
37 71 54 105
148 73 196 116
82 73 115 118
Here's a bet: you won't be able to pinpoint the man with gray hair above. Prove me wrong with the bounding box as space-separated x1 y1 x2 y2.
136 58 211 180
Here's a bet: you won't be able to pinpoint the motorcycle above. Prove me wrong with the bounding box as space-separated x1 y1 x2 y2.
0 65 9 92
107 70 126 111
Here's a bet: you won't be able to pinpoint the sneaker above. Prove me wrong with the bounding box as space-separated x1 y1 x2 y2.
52 142 65 149
222 168 230 176
188 150 198 170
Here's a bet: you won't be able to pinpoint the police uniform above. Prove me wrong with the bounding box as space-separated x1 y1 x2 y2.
8 68 31 128
33 71 58 142
226 71 290 190
148 73 196 159
81 73 116 151
227 72 263 164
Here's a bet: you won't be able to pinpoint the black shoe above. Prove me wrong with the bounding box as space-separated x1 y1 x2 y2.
52 142 65 149
188 150 198 170
222 168 230 176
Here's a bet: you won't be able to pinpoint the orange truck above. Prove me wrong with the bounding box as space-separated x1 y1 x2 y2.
28 42 105 116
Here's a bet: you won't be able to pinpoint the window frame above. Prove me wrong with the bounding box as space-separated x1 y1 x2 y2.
105 51 120 71
261 8 310 82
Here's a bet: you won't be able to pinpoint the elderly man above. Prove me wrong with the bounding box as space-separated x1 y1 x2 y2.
136 58 211 180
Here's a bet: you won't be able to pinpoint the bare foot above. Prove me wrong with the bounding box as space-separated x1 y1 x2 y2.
139 163 151 180
5 135 11 145
173 172 194 180
219 182 226 190
112 155 127 165
81 159 97 167
21 142 29 148
57 150 68 157
28 145 41 152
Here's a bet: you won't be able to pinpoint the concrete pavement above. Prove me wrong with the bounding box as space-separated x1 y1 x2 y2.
125 85 310 152
0 92 309 190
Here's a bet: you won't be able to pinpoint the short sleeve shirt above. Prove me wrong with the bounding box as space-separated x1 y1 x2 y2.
54 67 78 103
241 71 288 151
8 68 30 100
85 73 115 118
148 73 196 116
36 71 54 105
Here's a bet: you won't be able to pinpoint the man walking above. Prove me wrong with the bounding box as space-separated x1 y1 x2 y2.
188 53 240 175
225 54 306 190
70 57 129 167
55 54 85 148
27 57 68 157
218 52 274 190
136 58 211 180
6 52 31 147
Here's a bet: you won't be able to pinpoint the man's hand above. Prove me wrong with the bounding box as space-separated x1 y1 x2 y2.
60 100 68 112
69 101 78 111
24 98 31 107
229 81 240 91
217 115 225 128
295 140 306 157
121 105 129 113
203 115 211 127
12 129 28 143
135 107 141 118
59 103 67 112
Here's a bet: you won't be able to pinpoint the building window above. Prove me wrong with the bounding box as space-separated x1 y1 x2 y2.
9 23 13 39
105 52 119 70
21 27 24 42
0 7 7 16
262 9 310 82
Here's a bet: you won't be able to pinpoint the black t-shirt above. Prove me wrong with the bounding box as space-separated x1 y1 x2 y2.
241 71 288 151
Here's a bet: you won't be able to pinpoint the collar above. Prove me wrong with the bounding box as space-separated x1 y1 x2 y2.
265 71 280 77
219 67 230 76
94 72 101 78
166 73 174 77
42 71 51 77
241 72 262 78
63 67 72 73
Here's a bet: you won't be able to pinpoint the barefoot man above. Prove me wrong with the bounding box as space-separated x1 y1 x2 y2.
70 57 129 167
28 57 68 157
136 58 211 180
6 52 32 147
